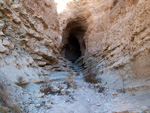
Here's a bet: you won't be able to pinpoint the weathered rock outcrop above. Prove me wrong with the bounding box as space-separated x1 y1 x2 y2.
58 0 150 90
0 0 61 83
1 0 150 112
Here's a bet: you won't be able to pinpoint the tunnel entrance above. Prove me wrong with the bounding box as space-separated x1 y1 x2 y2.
61 18 87 65
65 33 81 63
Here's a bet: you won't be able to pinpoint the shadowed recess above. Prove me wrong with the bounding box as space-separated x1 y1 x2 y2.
61 19 87 63
64 33 81 63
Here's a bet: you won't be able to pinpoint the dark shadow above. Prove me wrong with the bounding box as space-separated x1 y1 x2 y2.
64 33 81 63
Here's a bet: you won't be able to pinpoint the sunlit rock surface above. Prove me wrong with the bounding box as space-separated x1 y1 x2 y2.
0 0 150 112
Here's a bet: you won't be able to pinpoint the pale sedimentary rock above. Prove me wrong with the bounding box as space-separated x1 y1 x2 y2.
58 0 150 90
0 20 4 36
0 0 61 84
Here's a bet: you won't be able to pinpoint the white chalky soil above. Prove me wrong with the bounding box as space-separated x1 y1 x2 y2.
21 71 150 113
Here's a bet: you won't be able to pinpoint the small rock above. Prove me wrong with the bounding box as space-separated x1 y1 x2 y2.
0 20 4 36
51 85 60 93
31 79 38 83
96 103 101 106
12 51 19 57
112 93 117 96
35 61 47 66
12 4 22 11
2 39 10 46
35 104 41 108
66 88 74 94
0 39 2 43
8 43 14 50
0 43 9 53
27 58 34 64
36 93 44 98
60 84 67 89
13 15 21 24
45 102 52 109
60 89 66 95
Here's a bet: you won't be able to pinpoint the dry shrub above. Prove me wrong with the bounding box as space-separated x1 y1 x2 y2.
17 76 25 86
98 86 105 93
11 104 21 113
0 81 9 106
84 63 100 84
66 73 77 89
41 83 60 95
0 81 21 113
0 106 8 113
41 85 55 95
42 86 51 95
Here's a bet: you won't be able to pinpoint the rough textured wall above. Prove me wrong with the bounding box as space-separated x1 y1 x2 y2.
59 0 150 90
0 0 60 83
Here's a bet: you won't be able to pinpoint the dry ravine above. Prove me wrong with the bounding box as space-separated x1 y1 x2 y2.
1 0 150 113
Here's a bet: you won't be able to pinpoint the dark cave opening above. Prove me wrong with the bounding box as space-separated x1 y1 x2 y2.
61 19 87 65
64 33 81 63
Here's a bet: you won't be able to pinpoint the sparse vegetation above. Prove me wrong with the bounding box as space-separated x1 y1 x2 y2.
0 81 21 113
41 85 60 95
0 106 8 113
84 63 100 84
98 86 105 93
66 73 77 89
17 76 24 85
11 104 21 113
16 76 28 88
0 81 9 107
118 67 130 93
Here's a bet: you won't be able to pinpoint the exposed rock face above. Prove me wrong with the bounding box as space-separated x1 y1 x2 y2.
0 0 61 83
1 0 150 112
58 0 150 90
0 0 60 64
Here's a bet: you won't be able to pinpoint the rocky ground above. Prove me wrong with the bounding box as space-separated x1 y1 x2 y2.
1 0 150 112
1 60 150 113
12 69 150 113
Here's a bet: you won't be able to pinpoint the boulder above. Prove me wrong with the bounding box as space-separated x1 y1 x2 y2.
0 43 9 54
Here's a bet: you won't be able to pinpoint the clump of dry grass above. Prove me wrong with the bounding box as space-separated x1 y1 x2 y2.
84 63 100 84
41 85 60 95
11 104 21 113
117 67 130 93
0 81 21 113
0 106 8 113
16 76 28 88
0 81 9 106
17 76 26 86
66 73 77 89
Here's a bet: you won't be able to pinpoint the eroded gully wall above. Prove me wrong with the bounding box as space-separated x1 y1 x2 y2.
58 0 150 90
0 0 60 83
